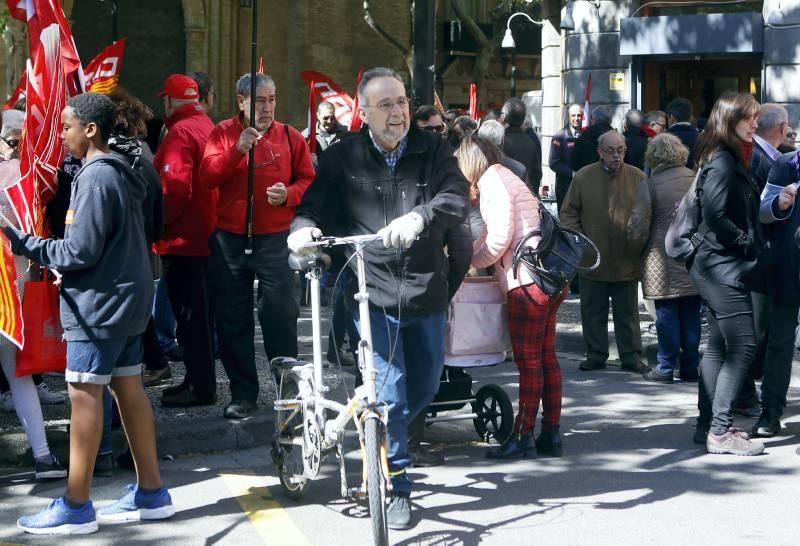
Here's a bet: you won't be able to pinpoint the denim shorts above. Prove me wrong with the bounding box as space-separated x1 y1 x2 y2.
65 336 143 385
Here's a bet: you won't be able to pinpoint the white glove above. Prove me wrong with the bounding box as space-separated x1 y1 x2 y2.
377 212 424 249
287 227 322 254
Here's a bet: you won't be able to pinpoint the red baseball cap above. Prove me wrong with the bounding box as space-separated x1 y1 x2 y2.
159 74 199 100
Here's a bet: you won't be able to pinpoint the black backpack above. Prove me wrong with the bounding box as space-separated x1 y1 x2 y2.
511 202 600 297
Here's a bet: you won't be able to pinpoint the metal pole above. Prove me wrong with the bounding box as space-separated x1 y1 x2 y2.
412 0 435 107
511 46 517 98
245 0 258 255
111 0 118 42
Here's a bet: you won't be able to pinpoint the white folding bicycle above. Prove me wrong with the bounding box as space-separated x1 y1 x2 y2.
270 233 391 546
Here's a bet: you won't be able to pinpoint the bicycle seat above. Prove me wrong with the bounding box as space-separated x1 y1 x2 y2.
288 252 331 272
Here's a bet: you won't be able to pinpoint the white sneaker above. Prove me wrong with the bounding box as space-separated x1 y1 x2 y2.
37 383 67 405
0 391 15 412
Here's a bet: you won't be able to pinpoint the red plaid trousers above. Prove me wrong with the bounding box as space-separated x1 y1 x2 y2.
506 283 567 435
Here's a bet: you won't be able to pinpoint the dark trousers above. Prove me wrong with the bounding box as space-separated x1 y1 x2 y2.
555 175 572 215
653 296 702 375
327 269 360 361
142 317 167 371
579 277 643 365
735 291 771 407
759 302 799 418
162 255 216 397
209 230 298 403
690 269 756 435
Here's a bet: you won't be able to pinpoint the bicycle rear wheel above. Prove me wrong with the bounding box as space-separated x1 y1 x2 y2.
364 417 388 546
275 377 311 500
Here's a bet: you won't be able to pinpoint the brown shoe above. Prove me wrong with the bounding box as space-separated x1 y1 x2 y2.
143 366 172 387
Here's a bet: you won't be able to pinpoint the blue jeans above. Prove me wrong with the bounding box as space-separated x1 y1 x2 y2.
357 310 446 496
653 296 702 375
153 278 177 353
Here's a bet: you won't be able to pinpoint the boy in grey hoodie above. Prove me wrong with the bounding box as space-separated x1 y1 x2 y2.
5 93 174 535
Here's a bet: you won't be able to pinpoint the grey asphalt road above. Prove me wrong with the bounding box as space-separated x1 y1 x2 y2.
2 354 800 546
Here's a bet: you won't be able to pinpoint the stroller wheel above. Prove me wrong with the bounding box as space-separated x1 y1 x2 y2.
472 384 513 444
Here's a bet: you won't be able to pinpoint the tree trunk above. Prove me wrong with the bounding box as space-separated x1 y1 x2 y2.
450 0 495 109
363 0 414 78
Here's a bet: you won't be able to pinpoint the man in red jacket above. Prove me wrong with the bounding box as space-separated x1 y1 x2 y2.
154 74 217 407
201 73 314 419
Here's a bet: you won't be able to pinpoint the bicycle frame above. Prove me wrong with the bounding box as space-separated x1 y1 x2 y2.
273 234 389 494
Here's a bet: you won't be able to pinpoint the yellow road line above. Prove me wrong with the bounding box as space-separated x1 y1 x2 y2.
221 471 311 546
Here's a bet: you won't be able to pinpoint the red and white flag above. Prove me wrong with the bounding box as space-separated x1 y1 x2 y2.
433 90 445 115
468 83 478 120
348 69 363 132
84 38 126 94
582 73 592 131
7 0 85 95
3 71 27 110
300 70 356 129
306 79 317 155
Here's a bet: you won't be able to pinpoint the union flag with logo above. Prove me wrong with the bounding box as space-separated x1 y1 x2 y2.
85 38 126 94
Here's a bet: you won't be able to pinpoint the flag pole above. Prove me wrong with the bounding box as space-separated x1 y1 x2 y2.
245 0 258 255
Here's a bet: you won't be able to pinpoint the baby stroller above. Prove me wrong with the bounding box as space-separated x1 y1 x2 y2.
424 277 514 444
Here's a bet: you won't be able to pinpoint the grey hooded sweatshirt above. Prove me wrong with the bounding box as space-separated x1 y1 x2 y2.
3 153 153 341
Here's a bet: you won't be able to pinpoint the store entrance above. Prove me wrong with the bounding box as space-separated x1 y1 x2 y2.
642 56 762 120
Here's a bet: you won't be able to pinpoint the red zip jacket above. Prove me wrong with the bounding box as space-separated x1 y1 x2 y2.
200 116 315 235
152 103 216 256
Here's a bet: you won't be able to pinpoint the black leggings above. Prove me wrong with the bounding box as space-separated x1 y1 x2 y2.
690 269 756 435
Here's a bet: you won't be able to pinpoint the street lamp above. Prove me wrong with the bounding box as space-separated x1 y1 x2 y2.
501 12 545 97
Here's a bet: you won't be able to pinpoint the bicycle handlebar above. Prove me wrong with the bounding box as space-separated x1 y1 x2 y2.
300 233 383 250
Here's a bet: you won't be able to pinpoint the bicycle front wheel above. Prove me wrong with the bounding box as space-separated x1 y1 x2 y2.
364 417 388 546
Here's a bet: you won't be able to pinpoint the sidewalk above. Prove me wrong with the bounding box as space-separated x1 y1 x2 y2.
1 293 799 466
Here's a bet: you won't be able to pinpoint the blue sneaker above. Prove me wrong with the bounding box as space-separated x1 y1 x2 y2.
97 484 175 522
17 496 98 535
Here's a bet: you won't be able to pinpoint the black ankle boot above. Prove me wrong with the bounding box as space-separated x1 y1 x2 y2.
535 426 562 457
486 434 534 459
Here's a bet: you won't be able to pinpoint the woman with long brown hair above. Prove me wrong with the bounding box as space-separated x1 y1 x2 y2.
688 92 768 456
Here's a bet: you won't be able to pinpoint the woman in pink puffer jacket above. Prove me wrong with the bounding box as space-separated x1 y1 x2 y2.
455 136 568 459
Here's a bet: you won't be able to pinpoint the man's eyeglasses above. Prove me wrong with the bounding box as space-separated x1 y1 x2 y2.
0 136 19 149
254 139 280 169
601 146 627 157
651 121 666 129
366 97 410 113
422 125 445 134
787 131 797 140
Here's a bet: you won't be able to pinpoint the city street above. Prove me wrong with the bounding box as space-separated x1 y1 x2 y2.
2 344 800 545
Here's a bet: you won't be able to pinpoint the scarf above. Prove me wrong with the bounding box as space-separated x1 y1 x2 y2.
108 134 143 160
740 140 753 169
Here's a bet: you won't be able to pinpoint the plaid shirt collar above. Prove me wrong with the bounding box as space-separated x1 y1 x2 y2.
369 131 407 174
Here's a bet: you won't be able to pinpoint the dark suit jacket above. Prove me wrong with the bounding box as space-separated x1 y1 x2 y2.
503 126 542 194
571 122 614 173
751 138 777 192
623 128 648 171
668 123 699 169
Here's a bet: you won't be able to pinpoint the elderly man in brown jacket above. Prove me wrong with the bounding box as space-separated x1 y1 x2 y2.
561 131 649 372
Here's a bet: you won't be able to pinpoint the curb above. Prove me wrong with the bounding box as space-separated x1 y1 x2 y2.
0 409 275 467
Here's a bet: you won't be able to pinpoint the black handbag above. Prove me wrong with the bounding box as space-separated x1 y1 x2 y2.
511 202 600 297
665 168 709 262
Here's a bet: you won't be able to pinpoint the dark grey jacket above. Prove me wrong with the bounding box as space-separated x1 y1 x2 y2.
4 154 153 341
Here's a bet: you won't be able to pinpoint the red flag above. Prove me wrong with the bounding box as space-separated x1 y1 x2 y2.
433 90 445 115
258 57 264 75
582 73 592 131
3 71 27 110
300 70 356 128
468 83 478 120
8 0 85 95
0 238 24 348
306 79 316 155
349 69 364 132
84 38 126 94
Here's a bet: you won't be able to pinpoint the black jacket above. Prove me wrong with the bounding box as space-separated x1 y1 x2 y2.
623 128 648 171
668 123 699 169
503 126 542 194
292 126 470 316
691 148 764 291
571 122 614 172
761 151 800 304
548 126 579 181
